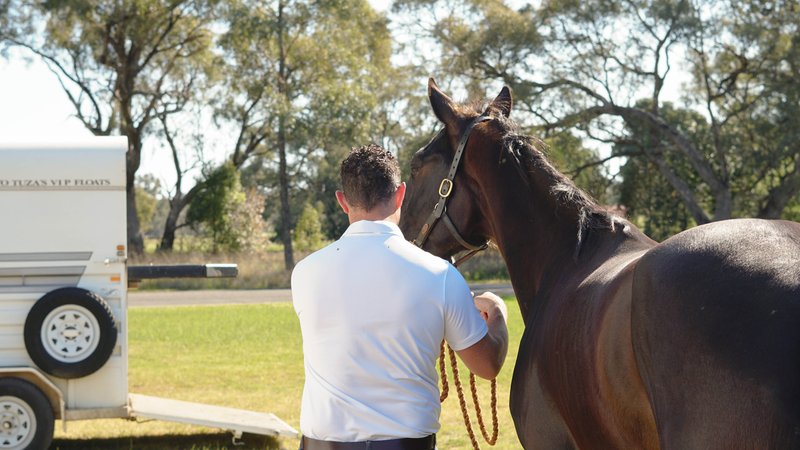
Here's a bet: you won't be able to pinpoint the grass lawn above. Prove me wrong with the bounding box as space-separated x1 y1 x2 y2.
51 298 524 450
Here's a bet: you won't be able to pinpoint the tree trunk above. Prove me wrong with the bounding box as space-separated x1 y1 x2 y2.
126 184 144 255
126 144 144 255
159 183 203 251
759 160 800 219
278 117 295 270
276 0 294 271
160 200 182 251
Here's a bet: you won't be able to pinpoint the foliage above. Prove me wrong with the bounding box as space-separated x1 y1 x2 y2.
135 186 157 235
616 101 710 240
544 132 612 204
292 201 326 252
135 174 164 235
185 166 272 254
187 163 247 252
232 188 271 253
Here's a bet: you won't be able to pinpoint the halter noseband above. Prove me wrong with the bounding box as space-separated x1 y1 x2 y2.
413 115 491 266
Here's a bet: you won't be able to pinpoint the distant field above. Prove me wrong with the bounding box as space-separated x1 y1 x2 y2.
51 299 524 449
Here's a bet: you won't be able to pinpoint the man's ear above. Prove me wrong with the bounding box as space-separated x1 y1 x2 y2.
428 78 459 128
394 182 406 210
335 190 350 214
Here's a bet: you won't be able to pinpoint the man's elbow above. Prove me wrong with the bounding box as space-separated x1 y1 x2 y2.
472 357 503 380
481 337 508 379
459 333 508 379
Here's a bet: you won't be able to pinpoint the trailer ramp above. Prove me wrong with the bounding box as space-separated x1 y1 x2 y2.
128 393 298 440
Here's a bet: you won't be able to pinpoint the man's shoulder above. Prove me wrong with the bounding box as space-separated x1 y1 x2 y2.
292 241 340 276
387 235 451 273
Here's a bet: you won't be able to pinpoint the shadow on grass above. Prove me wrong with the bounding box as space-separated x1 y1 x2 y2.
51 432 285 450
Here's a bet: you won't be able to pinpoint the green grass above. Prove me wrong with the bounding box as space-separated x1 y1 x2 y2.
52 298 524 449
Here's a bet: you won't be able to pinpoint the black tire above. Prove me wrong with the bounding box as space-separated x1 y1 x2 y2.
24 287 118 379
0 377 54 450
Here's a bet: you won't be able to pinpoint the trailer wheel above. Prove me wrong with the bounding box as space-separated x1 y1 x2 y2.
0 378 54 450
24 287 118 379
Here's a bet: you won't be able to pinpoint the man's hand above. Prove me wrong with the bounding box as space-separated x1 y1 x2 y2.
457 291 509 379
474 291 508 323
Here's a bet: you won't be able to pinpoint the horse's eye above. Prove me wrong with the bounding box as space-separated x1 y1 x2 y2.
410 160 421 178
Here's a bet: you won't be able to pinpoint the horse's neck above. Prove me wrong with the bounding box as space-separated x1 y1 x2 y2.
483 177 587 318
478 149 640 321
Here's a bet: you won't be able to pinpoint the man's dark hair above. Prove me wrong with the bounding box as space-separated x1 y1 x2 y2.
340 144 401 211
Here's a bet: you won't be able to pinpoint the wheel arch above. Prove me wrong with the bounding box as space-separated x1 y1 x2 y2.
0 368 64 420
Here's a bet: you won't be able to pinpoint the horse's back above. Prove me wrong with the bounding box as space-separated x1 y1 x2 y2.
632 218 800 449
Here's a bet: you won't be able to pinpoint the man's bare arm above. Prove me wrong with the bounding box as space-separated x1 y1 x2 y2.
456 292 509 379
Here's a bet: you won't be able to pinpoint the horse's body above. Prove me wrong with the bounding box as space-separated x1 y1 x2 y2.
399 80 800 449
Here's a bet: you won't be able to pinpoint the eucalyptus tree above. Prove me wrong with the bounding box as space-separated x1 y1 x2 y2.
3 0 216 254
218 0 396 269
399 0 800 226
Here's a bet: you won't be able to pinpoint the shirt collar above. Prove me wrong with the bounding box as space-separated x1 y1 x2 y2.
342 220 404 238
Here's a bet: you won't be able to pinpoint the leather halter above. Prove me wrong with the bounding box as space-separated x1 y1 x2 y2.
413 115 491 266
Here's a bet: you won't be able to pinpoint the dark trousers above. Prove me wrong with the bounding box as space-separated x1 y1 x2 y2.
299 434 436 450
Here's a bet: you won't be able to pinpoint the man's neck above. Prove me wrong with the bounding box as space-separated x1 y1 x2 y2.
348 208 400 225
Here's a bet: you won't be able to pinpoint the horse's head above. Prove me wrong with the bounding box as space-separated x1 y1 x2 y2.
399 78 513 261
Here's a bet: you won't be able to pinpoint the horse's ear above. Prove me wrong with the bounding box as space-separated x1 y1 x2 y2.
428 78 459 127
489 86 513 118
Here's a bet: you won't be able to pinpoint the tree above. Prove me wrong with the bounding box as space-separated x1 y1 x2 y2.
230 188 270 253
218 0 396 269
616 101 712 239
3 0 216 254
544 132 613 205
155 106 219 251
293 201 325 252
186 162 246 252
399 0 800 225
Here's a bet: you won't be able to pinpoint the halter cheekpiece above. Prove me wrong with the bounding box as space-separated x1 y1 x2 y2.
413 115 491 266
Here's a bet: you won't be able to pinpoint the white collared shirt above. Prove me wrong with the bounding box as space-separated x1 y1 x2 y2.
291 220 488 441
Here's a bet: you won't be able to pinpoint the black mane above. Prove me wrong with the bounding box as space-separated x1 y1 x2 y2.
468 104 615 256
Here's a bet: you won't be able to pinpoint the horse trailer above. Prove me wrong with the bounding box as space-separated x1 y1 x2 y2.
0 138 297 449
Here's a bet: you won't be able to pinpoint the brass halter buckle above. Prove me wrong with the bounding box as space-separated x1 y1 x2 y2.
438 179 454 198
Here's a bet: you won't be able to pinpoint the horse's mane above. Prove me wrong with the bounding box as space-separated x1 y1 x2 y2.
468 100 615 252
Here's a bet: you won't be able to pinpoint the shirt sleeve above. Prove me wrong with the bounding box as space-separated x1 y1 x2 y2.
443 264 489 351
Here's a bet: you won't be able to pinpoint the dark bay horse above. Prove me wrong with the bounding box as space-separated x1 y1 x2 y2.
399 78 800 449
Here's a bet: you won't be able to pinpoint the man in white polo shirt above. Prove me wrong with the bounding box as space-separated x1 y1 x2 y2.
291 144 509 450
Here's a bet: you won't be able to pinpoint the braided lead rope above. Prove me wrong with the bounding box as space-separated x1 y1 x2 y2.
439 340 449 402
446 343 481 449
469 373 499 444
439 341 499 449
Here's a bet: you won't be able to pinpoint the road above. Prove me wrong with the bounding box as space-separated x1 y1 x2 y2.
127 283 515 308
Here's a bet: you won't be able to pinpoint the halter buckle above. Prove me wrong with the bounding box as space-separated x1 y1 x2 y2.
438 179 453 197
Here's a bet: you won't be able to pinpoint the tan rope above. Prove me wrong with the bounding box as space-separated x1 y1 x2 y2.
439 340 449 402
439 341 499 449
470 373 499 444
